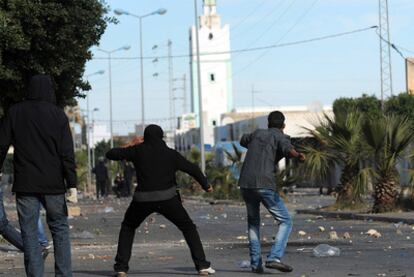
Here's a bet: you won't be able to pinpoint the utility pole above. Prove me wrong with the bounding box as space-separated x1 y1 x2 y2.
193 0 206 173
251 85 259 132
379 0 393 109
173 74 187 115
168 40 175 141
182 74 187 114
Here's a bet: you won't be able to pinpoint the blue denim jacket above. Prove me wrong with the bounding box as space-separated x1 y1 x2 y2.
238 128 293 190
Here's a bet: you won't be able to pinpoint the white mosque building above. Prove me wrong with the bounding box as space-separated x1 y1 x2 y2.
188 0 233 145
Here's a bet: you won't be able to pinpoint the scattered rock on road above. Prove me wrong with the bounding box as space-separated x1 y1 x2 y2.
366 229 382 238
298 230 307 236
329 231 339 240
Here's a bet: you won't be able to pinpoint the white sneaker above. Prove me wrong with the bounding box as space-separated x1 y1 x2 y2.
199 267 216 275
112 272 127 277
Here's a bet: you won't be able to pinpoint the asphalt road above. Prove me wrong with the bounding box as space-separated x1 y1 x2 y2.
0 192 413 277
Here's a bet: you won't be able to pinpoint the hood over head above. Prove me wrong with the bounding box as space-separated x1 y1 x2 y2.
144 125 165 145
26 75 56 104
144 124 167 149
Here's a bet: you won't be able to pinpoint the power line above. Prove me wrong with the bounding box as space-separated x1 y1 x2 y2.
92 26 377 61
231 0 320 80
247 0 298 47
396 45 414 55
375 28 414 63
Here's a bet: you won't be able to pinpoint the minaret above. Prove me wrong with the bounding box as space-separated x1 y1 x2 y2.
189 0 233 145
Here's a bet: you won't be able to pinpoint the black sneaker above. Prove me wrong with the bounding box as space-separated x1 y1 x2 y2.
265 260 293 272
251 266 264 274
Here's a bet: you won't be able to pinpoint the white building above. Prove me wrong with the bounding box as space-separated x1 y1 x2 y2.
189 0 233 135
175 106 333 151
89 123 111 148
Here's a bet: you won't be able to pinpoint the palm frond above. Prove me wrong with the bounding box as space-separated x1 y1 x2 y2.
301 145 336 182
353 167 376 198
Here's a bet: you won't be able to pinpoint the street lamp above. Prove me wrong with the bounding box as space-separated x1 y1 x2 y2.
193 0 206 172
91 108 99 169
114 7 167 134
97 45 131 148
84 70 105 195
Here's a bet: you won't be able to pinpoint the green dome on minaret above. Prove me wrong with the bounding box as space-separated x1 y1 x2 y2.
204 0 216 6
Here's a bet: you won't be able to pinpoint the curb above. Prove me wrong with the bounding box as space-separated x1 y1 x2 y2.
220 240 352 249
296 209 414 225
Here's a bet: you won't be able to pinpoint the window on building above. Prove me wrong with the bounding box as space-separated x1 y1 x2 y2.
210 73 215 82
212 120 217 126
208 33 213 40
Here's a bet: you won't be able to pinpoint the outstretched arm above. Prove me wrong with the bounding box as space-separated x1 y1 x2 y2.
175 152 211 192
106 147 136 161
279 136 305 161
106 136 143 161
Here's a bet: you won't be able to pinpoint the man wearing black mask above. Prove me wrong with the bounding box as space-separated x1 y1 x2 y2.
106 124 215 277
0 75 77 277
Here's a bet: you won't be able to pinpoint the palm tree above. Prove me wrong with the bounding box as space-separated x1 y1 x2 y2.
362 115 413 213
302 112 371 209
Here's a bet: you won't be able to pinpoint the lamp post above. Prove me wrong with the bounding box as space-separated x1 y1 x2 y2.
97 45 131 148
193 0 206 173
114 8 167 135
85 70 105 195
91 108 99 169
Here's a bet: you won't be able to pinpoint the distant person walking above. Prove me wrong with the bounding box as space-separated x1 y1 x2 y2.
106 125 215 277
122 161 135 197
238 111 305 274
0 75 77 277
93 157 109 199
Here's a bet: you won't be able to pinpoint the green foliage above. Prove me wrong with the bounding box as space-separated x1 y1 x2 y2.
333 94 382 119
75 149 88 192
385 93 414 122
276 164 303 195
0 0 114 111
302 112 369 206
177 147 241 200
362 115 414 212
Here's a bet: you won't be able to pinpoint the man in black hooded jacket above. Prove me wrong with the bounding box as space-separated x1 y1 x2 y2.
0 75 77 277
106 124 215 276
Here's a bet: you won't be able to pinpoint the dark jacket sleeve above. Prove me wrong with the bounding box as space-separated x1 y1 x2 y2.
59 116 77 188
106 146 136 161
240 132 254 148
175 151 209 191
278 134 294 157
0 116 12 171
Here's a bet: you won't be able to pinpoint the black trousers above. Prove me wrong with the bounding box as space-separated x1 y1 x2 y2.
96 181 106 198
114 196 210 272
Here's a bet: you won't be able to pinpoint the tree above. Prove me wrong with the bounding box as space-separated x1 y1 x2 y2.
302 112 371 209
0 0 114 113
362 115 413 213
333 94 382 119
385 93 414 123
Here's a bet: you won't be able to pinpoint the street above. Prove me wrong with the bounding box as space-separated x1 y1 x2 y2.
0 192 412 277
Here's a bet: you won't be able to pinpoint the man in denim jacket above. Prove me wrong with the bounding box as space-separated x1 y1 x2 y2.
239 111 305 273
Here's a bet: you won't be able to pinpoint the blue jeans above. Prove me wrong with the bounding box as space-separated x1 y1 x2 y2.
241 189 293 269
16 193 72 277
38 204 49 247
0 186 24 251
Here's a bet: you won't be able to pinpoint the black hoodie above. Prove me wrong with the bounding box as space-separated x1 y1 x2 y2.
106 124 208 202
0 75 77 194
